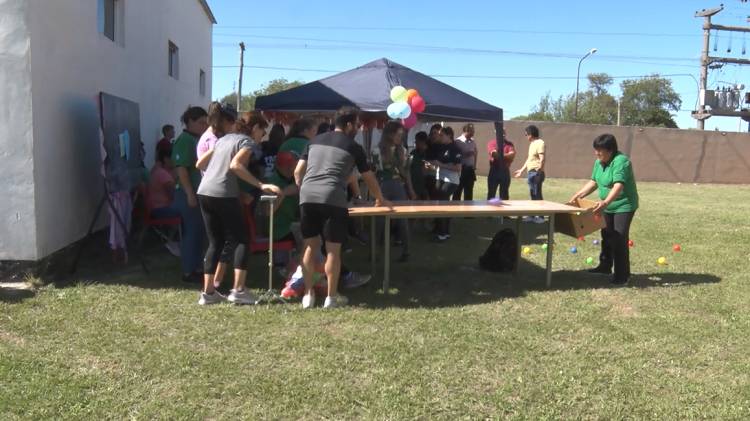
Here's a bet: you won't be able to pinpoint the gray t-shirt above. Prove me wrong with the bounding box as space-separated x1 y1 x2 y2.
197 133 255 198
300 131 370 208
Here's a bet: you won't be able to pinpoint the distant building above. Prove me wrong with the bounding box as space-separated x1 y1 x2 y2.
0 0 215 260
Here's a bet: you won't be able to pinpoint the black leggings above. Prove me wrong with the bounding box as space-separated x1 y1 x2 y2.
435 180 458 236
198 195 249 273
599 211 635 281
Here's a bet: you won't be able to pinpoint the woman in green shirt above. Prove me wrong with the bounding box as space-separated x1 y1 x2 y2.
568 134 639 285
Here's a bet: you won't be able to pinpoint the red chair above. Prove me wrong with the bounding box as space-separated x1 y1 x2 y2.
136 185 181 248
243 204 295 254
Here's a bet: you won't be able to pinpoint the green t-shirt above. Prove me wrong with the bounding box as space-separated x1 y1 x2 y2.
171 131 201 191
591 152 639 213
279 137 308 158
267 170 298 240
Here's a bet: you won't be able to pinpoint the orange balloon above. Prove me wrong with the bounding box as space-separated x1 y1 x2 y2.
406 89 419 100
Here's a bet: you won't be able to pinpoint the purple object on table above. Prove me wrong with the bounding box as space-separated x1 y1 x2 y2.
488 198 503 205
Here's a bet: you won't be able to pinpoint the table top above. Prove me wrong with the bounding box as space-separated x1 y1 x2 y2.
348 200 584 217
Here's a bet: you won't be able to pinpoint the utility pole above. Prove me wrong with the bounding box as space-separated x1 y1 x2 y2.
694 6 723 130
237 42 246 111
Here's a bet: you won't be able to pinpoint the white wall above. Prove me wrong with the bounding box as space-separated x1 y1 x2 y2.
0 0 37 260
25 0 213 259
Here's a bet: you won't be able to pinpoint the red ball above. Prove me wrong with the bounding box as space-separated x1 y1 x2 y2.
673 244 682 252
628 240 634 248
578 236 585 242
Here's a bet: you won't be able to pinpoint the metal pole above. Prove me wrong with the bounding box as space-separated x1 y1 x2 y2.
237 42 245 111
574 49 596 121
698 17 711 130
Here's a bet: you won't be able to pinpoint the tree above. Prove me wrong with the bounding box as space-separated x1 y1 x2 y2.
219 78 304 111
619 75 682 128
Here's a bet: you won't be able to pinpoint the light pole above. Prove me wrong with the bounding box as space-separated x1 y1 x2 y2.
574 48 597 121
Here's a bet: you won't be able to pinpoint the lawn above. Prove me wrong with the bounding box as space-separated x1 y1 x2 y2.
2 178 750 419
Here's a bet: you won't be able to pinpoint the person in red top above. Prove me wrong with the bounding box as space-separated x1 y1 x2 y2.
148 147 179 219
155 124 175 158
486 129 516 200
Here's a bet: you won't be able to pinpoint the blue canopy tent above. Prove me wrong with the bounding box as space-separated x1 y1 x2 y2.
255 58 504 149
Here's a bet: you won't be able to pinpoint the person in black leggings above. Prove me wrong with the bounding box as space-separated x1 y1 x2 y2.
195 105 282 305
425 126 462 242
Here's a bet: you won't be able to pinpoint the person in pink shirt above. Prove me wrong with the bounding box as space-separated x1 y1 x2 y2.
196 102 231 159
486 129 516 200
148 147 179 219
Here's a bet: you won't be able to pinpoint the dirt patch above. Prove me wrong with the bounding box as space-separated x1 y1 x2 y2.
0 329 26 347
591 289 639 318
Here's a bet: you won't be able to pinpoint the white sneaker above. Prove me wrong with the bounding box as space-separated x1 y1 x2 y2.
227 289 257 305
198 291 226 305
302 291 316 309
522 216 535 223
533 216 546 224
323 294 349 309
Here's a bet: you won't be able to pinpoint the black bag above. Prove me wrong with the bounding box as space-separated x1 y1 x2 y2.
479 229 517 272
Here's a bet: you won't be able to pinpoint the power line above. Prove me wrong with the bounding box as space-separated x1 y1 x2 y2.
213 25 698 38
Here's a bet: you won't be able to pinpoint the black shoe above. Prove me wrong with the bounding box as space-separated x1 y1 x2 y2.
588 265 612 275
610 277 629 286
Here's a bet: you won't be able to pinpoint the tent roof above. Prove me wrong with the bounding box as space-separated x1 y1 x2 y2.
255 58 503 122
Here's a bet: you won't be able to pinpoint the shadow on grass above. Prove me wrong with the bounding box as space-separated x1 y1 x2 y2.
0 285 36 303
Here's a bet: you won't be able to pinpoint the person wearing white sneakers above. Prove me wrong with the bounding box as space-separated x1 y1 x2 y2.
195 104 282 305
514 124 547 224
294 107 391 309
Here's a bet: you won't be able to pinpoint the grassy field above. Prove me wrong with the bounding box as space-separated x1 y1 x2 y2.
2 178 750 419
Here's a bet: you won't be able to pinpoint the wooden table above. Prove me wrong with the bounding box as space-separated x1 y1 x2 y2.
348 200 584 293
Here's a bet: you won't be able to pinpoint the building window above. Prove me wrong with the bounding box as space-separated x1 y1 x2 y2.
168 41 179 79
98 0 116 41
199 69 206 96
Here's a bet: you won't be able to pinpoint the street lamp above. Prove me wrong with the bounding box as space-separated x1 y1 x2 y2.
574 48 598 121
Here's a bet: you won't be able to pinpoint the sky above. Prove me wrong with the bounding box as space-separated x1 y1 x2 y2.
207 0 750 132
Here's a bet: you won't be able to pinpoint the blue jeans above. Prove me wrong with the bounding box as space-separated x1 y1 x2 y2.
527 170 545 200
174 189 205 274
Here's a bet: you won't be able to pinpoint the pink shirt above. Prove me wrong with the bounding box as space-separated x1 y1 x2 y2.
487 139 516 169
148 163 175 209
196 128 218 157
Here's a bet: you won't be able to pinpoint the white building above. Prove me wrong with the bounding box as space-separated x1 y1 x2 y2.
0 0 215 260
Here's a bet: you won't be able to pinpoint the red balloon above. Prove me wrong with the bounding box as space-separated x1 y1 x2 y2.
409 95 426 114
402 113 418 129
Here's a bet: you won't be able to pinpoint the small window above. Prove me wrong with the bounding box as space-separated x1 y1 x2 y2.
168 41 179 79
98 0 116 41
199 69 206 96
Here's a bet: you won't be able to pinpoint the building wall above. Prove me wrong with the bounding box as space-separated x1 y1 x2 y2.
0 0 37 260
26 0 213 259
464 121 750 185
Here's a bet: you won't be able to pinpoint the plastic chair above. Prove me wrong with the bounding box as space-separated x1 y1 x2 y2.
136 185 181 248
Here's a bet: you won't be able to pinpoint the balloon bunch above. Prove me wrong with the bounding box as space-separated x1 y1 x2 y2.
386 86 426 129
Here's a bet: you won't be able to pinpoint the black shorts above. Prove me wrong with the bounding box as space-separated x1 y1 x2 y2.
300 203 349 244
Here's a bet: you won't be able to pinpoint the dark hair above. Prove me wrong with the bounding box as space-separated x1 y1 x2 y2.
181 106 207 126
592 133 618 153
268 123 286 147
429 124 442 134
414 131 428 143
334 106 360 129
316 122 332 135
287 118 316 140
161 124 174 136
236 111 269 137
156 146 171 164
379 121 406 167
462 123 475 133
207 102 237 136
525 124 540 138
440 126 454 139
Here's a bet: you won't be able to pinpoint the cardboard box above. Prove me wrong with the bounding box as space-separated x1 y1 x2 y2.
554 198 605 238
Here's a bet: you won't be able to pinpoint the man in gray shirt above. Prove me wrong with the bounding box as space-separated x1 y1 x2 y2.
294 106 390 309
452 123 478 201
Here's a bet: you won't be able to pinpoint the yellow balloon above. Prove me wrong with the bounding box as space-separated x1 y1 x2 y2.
390 86 407 102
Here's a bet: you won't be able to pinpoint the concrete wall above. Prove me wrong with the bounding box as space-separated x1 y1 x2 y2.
0 0 36 260
22 0 213 259
460 121 750 185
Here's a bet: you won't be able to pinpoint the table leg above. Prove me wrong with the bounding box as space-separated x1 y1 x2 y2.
514 216 522 276
370 216 376 278
383 215 391 294
546 214 555 288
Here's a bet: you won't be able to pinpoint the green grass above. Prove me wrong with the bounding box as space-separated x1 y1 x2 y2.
2 178 750 419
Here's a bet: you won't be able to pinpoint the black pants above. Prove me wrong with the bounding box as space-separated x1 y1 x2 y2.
198 195 249 274
599 211 635 281
487 167 511 200
435 181 458 236
452 166 476 201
